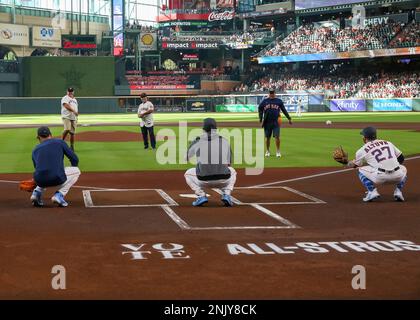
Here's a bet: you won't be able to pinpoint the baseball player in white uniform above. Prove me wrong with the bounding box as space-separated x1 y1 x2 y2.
348 127 407 202
296 98 303 117
137 93 156 149
61 87 78 151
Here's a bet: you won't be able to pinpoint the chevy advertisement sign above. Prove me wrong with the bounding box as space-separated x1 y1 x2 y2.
373 99 413 112
32 26 61 48
186 99 210 112
330 99 366 112
0 23 29 46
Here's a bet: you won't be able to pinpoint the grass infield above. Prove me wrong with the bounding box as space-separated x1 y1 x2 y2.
0 115 419 173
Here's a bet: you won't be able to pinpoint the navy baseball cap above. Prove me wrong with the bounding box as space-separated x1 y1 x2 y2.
360 127 377 140
37 126 52 138
67 87 74 92
269 88 275 94
203 118 217 132
140 92 147 98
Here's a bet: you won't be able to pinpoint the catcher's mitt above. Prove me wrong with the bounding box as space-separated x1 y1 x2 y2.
333 146 348 165
19 179 36 192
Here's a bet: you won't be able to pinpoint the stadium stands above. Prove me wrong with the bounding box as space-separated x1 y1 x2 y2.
236 70 419 99
263 20 415 57
126 75 189 87
389 21 420 48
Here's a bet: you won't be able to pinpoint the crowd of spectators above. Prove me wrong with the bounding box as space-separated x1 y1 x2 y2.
235 69 419 99
264 20 417 56
125 21 157 32
127 75 189 87
389 21 420 47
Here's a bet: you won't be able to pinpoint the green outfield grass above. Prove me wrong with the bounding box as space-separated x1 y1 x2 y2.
0 124 419 174
1 112 420 126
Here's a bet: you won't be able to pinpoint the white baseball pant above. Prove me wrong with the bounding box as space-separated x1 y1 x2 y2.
35 167 81 196
358 165 407 185
184 167 237 197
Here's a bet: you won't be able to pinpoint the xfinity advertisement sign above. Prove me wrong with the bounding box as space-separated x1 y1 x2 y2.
330 99 366 112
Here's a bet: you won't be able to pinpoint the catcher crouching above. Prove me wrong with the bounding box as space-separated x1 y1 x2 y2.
333 127 407 202
28 126 81 207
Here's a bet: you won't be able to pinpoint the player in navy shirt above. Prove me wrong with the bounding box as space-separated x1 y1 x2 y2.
30 126 81 207
258 88 292 157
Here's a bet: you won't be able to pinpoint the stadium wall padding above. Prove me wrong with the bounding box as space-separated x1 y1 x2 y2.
0 97 124 114
22 57 115 97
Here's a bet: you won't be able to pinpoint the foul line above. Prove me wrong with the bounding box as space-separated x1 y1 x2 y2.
249 155 420 188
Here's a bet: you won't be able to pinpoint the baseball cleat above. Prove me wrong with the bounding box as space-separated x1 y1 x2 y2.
221 194 233 207
192 196 208 207
51 192 68 207
276 151 282 158
363 189 380 202
30 190 44 207
393 188 404 202
265 151 270 157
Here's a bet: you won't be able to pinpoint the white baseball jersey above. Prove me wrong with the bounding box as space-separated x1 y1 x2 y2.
354 139 402 171
61 95 78 120
138 100 154 128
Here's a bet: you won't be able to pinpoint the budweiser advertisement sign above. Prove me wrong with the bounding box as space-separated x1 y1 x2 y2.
208 11 234 22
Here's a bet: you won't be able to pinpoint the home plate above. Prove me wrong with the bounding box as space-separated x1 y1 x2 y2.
179 194 210 198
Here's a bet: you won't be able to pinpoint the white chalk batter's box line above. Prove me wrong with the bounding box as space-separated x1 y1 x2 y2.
82 187 326 230
82 188 179 208
212 186 326 205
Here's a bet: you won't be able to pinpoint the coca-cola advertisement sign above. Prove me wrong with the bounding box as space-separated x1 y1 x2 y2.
208 11 234 22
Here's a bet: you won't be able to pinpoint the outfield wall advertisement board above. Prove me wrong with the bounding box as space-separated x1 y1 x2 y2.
154 105 183 113
186 99 210 112
372 99 413 112
330 99 366 112
216 104 257 112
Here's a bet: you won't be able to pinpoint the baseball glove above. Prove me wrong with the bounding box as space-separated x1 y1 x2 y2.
333 146 348 165
19 179 36 192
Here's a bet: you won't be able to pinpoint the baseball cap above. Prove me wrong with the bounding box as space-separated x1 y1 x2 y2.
140 92 147 98
37 126 52 138
360 127 377 140
67 87 74 93
203 118 217 132
269 88 275 94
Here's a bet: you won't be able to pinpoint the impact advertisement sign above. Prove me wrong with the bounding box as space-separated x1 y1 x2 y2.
372 99 413 112
330 99 366 112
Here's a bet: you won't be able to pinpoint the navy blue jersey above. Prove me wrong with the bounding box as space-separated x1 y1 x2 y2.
32 139 79 187
258 97 291 126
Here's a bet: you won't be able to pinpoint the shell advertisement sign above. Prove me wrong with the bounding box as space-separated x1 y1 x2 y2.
139 32 157 51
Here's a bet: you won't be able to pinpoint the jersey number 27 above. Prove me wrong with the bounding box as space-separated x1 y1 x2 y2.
371 146 393 163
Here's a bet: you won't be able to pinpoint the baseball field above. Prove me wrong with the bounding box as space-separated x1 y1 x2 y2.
0 111 419 299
